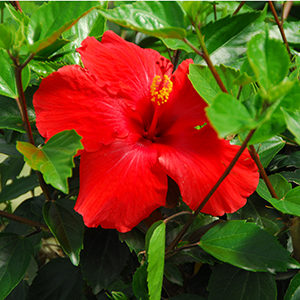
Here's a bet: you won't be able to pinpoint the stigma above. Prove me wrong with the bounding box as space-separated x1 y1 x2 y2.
150 75 173 106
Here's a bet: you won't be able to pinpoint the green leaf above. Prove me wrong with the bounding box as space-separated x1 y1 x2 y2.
0 95 35 133
80 229 130 294
255 136 286 168
284 272 300 300
62 7 107 64
146 221 166 300
99 1 186 39
256 174 292 202
282 109 300 145
208 264 277 300
0 174 39 203
0 136 20 156
43 199 84 266
17 130 83 194
132 264 148 300
0 24 14 49
206 93 256 137
266 187 300 217
247 33 290 93
199 220 292 272
0 49 30 98
269 151 300 171
281 170 300 185
164 263 183 286
27 258 85 300
0 233 33 300
27 1 99 53
228 195 283 236
29 60 65 78
109 291 128 300
188 64 253 105
6 281 29 300
251 81 300 144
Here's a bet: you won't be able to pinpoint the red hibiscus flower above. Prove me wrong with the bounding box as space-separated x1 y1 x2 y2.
33 31 259 232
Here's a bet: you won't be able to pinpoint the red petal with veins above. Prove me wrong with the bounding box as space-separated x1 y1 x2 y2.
33 65 129 152
77 31 172 112
156 60 259 215
74 137 167 232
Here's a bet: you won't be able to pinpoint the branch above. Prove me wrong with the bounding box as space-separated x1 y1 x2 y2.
166 129 256 253
268 1 293 61
0 209 48 231
233 1 245 15
248 145 278 198
183 37 228 93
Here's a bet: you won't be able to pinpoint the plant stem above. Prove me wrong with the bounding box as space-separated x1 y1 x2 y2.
163 211 192 224
281 1 293 24
268 1 293 61
183 37 228 94
233 1 245 15
0 209 48 230
248 145 278 198
166 129 256 253
213 3 217 21
8 51 51 201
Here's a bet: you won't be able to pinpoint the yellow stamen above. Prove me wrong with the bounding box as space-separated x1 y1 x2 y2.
150 75 173 106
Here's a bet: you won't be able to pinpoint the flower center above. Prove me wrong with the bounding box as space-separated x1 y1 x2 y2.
150 75 173 106
145 75 173 141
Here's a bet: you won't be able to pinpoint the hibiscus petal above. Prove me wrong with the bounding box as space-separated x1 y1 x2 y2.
157 59 258 215
157 135 259 216
158 59 207 136
74 137 167 232
33 65 129 152
77 31 173 111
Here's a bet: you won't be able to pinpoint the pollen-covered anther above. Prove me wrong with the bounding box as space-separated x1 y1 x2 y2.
150 74 173 106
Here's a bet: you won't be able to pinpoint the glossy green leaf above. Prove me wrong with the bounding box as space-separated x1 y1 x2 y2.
282 109 300 145
109 291 128 300
180 1 212 24
208 264 277 300
188 64 253 105
0 156 24 187
146 221 166 300
27 258 85 300
0 95 35 132
0 233 33 300
0 174 39 203
6 281 29 300
164 263 183 286
256 136 286 168
284 272 300 300
199 220 292 272
206 93 256 137
270 21 300 47
266 187 300 217
247 33 290 92
281 170 300 185
0 49 30 98
17 130 83 194
27 1 99 53
0 136 20 156
80 229 130 294
132 264 148 300
43 199 84 266
29 60 65 78
0 24 14 49
62 7 107 64
269 151 300 171
256 174 292 202
251 81 300 144
35 38 70 59
99 1 186 39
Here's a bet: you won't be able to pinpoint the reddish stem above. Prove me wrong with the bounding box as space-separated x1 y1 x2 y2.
268 1 293 61
0 209 48 231
248 145 278 199
166 129 256 253
233 1 245 15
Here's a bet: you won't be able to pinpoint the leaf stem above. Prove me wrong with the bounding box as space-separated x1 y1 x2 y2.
268 1 293 61
163 211 192 224
248 145 278 198
0 209 48 231
213 3 217 21
166 129 256 253
233 1 245 15
7 51 51 201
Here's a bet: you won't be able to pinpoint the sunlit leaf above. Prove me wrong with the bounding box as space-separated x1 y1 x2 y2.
17 130 83 194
